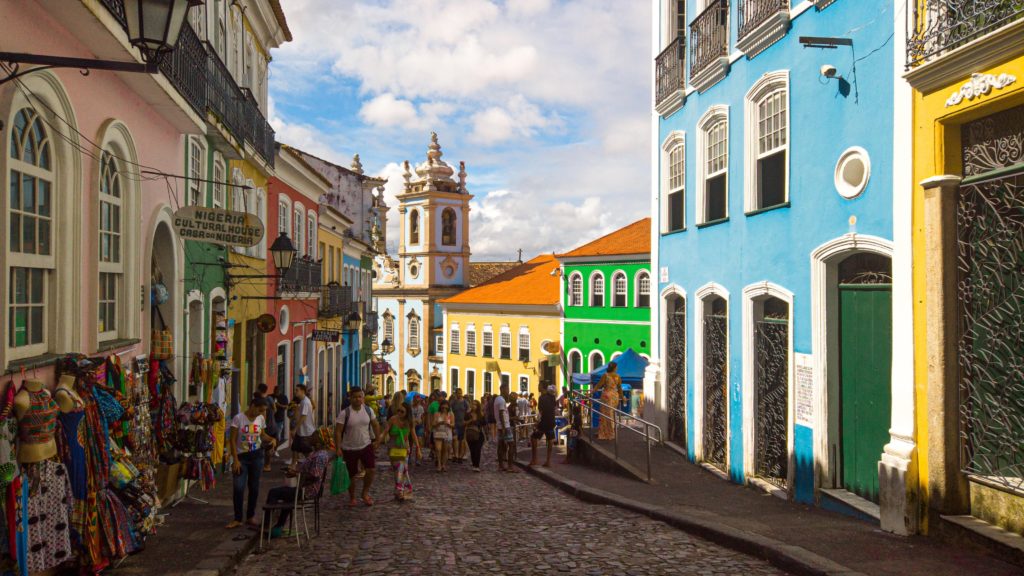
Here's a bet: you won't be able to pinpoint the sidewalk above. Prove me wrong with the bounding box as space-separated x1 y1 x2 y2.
516 437 1022 576
108 462 285 576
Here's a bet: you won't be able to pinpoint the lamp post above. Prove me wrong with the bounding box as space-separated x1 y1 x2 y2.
0 0 203 85
224 233 297 297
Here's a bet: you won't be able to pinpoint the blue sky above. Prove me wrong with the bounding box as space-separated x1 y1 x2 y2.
268 0 652 261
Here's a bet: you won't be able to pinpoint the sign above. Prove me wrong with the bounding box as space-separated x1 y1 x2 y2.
372 361 390 375
312 330 341 343
172 206 264 248
256 314 276 333
540 340 561 355
660 266 669 283
795 353 814 427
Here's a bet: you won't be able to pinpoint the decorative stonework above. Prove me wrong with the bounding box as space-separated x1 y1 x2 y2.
945 73 1017 107
736 11 789 60
961 104 1024 176
441 255 459 279
691 57 730 94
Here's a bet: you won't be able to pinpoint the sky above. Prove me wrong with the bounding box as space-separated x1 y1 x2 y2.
268 0 652 262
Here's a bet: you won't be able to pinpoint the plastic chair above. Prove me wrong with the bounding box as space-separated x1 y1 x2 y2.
258 472 312 552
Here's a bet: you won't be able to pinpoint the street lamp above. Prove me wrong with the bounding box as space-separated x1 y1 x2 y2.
269 233 297 276
344 311 362 332
0 0 203 85
381 338 395 355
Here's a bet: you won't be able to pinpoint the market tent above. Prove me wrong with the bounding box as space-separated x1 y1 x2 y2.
588 348 649 386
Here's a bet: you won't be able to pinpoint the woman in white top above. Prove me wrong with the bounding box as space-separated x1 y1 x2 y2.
227 397 277 529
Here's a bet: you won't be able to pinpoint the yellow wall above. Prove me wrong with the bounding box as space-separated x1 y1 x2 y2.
912 52 1024 532
443 308 562 400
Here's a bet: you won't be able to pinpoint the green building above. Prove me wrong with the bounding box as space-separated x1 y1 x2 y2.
557 218 651 381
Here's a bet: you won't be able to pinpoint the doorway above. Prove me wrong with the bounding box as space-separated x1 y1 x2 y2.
665 293 686 445
837 253 892 503
754 297 789 488
702 294 728 470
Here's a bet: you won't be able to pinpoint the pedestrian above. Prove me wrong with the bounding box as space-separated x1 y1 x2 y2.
464 400 486 472
432 400 454 472
450 388 469 463
258 384 279 472
261 433 332 539
517 393 530 425
385 401 419 501
493 383 518 473
529 385 558 468
291 384 316 464
227 397 277 529
484 393 496 444
273 388 288 450
386 391 405 420
426 391 441 463
528 392 538 416
411 395 426 465
596 362 621 441
334 387 382 507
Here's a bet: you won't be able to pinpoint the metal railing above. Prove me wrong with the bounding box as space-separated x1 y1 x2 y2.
655 35 685 108
279 258 323 295
319 283 352 318
205 42 246 143
158 20 206 116
569 389 663 481
690 0 730 79
907 0 1024 68
738 0 789 40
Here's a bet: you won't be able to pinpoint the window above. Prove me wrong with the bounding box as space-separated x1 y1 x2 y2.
410 210 419 244
450 326 460 355
214 0 226 56
277 342 289 391
482 328 493 357
568 351 582 375
278 198 291 236
98 152 122 338
698 107 729 224
518 329 530 362
466 370 476 397
569 273 583 306
8 108 53 352
662 132 685 233
307 214 316 258
484 372 493 394
466 327 476 356
500 373 511 390
435 334 444 355
442 208 456 246
188 137 204 206
293 206 304 256
637 271 651 308
665 0 685 43
519 376 529 393
383 312 394 343
409 317 420 350
590 272 604 307
450 368 459 390
746 73 789 212
500 330 512 360
212 156 225 209
589 351 605 371
612 272 627 307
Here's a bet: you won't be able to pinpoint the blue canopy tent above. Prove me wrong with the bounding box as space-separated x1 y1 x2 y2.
574 349 648 427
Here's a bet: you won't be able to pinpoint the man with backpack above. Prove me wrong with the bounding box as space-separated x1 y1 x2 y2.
334 387 381 507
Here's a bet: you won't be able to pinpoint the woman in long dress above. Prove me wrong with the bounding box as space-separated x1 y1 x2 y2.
596 362 622 440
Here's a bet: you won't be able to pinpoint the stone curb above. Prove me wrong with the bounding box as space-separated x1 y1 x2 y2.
516 460 868 576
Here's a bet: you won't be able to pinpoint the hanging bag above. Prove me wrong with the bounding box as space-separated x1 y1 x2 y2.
151 306 174 360
330 456 350 496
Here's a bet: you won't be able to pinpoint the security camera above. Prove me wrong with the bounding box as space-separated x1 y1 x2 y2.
820 64 838 79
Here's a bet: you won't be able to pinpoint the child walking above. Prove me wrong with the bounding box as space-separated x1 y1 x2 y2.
386 402 419 501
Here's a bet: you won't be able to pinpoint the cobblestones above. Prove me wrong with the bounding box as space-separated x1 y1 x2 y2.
232 447 787 575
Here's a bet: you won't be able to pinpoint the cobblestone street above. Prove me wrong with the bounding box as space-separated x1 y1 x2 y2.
231 448 787 576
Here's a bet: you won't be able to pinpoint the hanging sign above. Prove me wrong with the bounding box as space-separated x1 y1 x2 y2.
173 206 264 247
312 329 341 343
371 361 391 375
256 314 276 333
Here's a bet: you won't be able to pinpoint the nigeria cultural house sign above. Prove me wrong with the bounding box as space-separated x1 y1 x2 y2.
173 206 264 247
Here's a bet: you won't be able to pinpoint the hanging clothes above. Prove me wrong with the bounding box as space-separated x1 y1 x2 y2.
21 460 73 573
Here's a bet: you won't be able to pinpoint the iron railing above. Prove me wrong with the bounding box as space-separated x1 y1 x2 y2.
569 390 664 482
907 0 1024 68
205 43 246 143
739 0 789 40
279 258 322 295
655 35 685 108
319 283 353 318
690 0 730 79
158 21 206 116
99 0 127 28
242 88 276 166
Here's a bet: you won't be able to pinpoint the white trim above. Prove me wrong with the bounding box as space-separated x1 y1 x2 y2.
568 271 583 307
693 282 729 467
589 270 605 307
588 350 605 372
809 234 893 495
741 281 795 493
696 105 730 224
564 318 651 326
566 348 584 376
661 130 686 233
658 283 687 437
834 147 871 200
735 8 790 59
743 71 790 213
463 367 475 396
635 270 652 308
610 269 629 308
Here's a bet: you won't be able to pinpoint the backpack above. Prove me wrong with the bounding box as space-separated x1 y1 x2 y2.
339 406 375 445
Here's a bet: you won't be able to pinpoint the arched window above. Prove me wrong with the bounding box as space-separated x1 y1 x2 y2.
409 210 420 244
382 311 394 343
212 154 226 209
409 317 420 350
307 213 316 258
636 271 651 308
442 208 456 246
589 350 605 372
518 328 530 362
568 351 582 375
8 107 53 352
745 72 789 212
98 152 122 339
293 204 304 256
568 273 583 306
590 272 605 307
698 106 729 224
612 272 627 307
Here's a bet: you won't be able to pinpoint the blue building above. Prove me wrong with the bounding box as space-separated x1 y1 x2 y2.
650 0 911 530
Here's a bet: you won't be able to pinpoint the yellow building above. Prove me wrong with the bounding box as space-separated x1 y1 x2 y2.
440 255 563 400
317 202 352 422
906 4 1024 539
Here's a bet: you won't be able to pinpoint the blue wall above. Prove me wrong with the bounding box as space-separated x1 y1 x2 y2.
657 1 894 503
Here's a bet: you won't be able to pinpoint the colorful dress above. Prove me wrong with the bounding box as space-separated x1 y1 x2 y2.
596 373 621 441
21 460 73 573
388 424 413 499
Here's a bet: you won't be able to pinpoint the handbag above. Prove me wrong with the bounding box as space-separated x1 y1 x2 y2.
151 306 174 360
330 456 350 496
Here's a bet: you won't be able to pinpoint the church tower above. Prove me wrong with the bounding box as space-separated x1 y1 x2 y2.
396 132 472 289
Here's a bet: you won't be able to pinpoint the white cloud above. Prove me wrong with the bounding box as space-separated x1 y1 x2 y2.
506 0 551 17
359 94 419 127
469 94 560 145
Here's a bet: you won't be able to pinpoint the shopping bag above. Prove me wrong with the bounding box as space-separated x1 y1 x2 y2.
330 456 350 496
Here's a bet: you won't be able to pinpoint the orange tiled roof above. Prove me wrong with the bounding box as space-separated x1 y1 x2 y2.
442 254 560 306
555 218 651 259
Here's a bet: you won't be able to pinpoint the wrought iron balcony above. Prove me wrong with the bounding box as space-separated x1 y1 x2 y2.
158 21 206 116
907 0 1024 68
242 88 276 167
319 283 353 318
363 307 379 336
738 0 789 40
278 257 322 295
655 35 685 109
690 0 730 79
205 43 246 145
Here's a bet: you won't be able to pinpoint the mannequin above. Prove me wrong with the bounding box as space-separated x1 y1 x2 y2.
13 379 58 463
54 375 84 414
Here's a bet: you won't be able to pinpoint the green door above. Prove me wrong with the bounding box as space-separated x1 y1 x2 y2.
838 284 892 503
